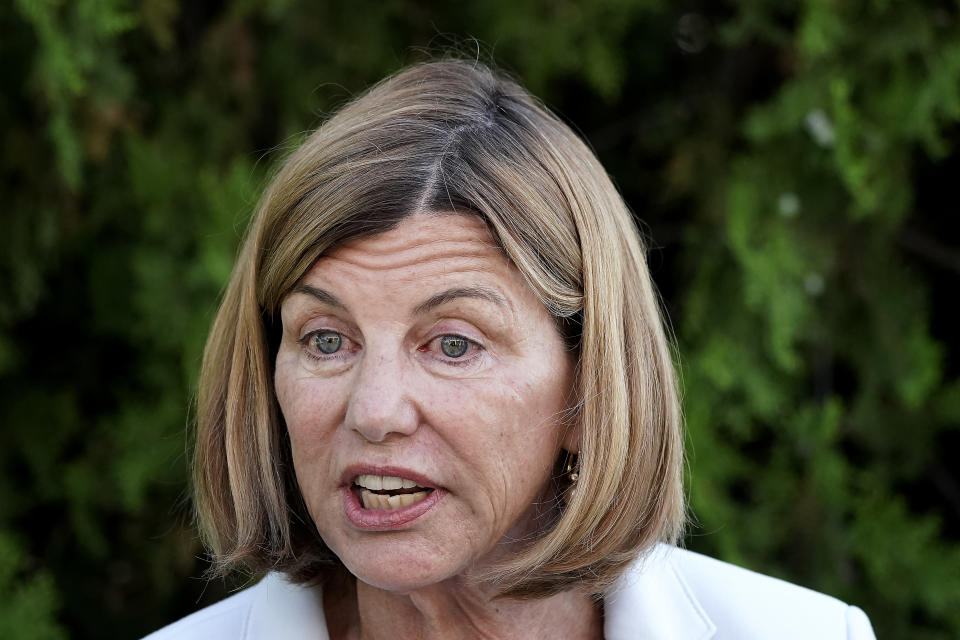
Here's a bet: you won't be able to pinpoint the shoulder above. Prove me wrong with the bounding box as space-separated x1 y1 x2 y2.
667 547 875 639
604 545 875 640
141 581 260 640
142 573 329 640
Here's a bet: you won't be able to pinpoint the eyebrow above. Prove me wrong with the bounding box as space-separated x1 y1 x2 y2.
290 283 507 315
412 285 509 316
290 284 347 310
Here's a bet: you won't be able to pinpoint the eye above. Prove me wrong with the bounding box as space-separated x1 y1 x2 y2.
310 331 342 354
439 335 469 358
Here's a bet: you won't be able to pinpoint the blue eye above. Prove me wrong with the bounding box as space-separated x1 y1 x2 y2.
440 335 469 358
311 331 342 354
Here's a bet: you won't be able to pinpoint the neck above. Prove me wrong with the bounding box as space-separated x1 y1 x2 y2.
325 572 603 640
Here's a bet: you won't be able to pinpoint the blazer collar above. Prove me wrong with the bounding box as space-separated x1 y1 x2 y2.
247 572 330 639
604 545 716 640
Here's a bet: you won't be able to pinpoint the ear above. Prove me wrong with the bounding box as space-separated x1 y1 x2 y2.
560 415 582 453
560 360 581 453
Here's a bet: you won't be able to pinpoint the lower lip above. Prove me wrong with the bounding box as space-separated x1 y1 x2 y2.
342 486 446 530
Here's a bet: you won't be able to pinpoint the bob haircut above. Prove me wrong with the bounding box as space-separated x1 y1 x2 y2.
194 59 684 598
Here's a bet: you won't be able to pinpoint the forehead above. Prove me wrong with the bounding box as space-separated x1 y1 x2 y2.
310 212 513 281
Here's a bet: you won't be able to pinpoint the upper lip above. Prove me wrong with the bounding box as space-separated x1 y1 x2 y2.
339 464 440 490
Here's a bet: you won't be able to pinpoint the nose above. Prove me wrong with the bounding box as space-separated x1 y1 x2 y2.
344 348 419 443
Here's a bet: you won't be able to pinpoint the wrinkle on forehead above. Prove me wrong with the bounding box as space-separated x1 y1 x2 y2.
322 213 505 272
283 213 551 327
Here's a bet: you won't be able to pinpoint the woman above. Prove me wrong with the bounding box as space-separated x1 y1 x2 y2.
147 60 875 639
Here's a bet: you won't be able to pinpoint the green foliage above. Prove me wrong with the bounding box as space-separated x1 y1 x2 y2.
679 2 960 637
1 0 957 638
0 531 66 640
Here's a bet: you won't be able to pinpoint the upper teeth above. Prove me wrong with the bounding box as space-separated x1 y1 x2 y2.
355 474 421 490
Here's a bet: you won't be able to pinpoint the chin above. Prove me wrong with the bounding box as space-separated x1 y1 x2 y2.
328 533 469 593
343 554 459 592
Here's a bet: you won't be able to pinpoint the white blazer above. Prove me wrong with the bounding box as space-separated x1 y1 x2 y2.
144 545 876 639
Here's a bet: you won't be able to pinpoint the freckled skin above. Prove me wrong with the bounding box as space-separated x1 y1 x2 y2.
274 213 577 595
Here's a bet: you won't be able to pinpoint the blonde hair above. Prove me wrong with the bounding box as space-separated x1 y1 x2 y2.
194 59 684 597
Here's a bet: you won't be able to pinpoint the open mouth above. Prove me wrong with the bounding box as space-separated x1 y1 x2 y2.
352 474 434 510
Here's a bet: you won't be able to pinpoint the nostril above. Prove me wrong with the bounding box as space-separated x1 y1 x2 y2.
345 385 419 442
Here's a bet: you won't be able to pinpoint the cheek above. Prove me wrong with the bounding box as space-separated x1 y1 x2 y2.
447 372 567 512
500 369 571 480
275 360 345 478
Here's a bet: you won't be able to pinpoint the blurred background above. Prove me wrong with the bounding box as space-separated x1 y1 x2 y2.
2 1 959 638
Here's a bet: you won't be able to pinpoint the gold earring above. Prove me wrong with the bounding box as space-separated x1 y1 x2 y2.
566 452 579 484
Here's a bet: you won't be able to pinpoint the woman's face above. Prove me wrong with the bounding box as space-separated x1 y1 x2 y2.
275 212 575 591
